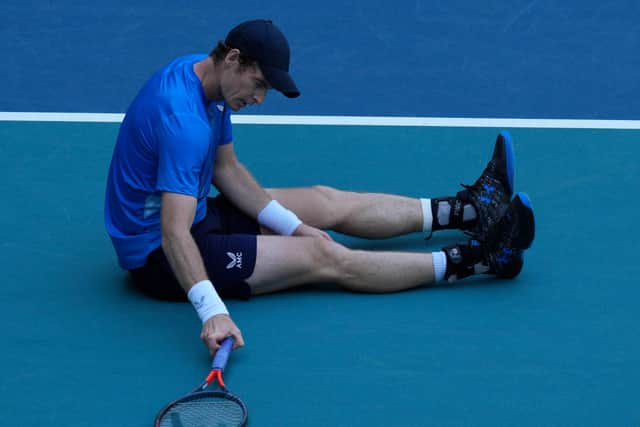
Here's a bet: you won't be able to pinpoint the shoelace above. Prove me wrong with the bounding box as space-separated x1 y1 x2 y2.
424 180 493 242
424 159 502 241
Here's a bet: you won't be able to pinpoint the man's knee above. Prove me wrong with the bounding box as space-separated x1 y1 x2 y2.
310 185 349 225
311 184 338 199
308 237 354 280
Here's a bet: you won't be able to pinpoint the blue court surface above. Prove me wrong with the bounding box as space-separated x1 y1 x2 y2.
2 2 640 426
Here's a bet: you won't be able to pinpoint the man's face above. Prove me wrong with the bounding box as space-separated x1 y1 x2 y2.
221 55 270 111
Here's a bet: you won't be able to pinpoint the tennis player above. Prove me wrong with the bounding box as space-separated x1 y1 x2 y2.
104 19 535 355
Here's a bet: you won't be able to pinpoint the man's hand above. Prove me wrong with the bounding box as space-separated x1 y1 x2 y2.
201 314 245 355
293 223 333 241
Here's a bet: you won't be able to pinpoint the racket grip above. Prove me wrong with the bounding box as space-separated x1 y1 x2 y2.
211 336 234 371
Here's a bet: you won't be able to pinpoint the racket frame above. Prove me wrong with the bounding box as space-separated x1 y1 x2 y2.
154 337 248 426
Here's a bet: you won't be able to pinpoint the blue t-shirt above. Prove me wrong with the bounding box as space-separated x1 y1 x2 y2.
105 54 233 270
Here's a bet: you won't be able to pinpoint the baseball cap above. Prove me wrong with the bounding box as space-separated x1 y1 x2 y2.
225 19 300 98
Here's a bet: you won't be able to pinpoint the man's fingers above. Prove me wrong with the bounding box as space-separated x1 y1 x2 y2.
202 332 221 352
201 314 245 354
231 330 245 349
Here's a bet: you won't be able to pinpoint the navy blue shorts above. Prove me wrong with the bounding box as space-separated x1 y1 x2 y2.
129 195 259 301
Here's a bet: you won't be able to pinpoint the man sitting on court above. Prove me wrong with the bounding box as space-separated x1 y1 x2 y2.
104 19 535 355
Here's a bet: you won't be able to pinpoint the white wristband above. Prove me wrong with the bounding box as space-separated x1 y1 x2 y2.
187 280 228 323
257 200 302 235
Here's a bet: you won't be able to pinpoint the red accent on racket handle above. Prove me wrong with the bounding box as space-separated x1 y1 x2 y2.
205 369 226 387
205 370 217 384
203 337 233 387
216 370 226 388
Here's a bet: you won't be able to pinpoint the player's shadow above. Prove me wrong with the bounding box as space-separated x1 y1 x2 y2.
335 230 466 251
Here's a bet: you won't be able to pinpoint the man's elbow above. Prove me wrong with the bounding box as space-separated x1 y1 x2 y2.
160 224 188 251
213 163 233 186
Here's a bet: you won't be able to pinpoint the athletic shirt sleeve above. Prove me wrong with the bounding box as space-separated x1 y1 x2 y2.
155 113 210 196
219 103 233 145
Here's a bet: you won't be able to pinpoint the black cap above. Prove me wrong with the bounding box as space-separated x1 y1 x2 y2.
225 20 300 98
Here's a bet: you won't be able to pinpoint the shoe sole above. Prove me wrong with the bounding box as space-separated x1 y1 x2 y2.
512 192 535 249
498 131 515 195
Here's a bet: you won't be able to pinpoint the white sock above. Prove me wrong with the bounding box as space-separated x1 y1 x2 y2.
420 198 432 232
432 251 447 282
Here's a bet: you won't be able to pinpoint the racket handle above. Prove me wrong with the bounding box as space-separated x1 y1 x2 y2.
211 336 234 371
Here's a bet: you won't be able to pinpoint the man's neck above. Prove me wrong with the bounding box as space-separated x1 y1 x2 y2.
194 57 223 102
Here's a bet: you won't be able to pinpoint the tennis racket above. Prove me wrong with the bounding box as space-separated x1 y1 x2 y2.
154 337 248 427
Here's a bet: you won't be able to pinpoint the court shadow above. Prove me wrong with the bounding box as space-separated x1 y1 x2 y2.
122 273 148 298
336 230 469 252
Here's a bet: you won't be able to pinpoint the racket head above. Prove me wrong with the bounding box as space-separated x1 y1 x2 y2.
154 390 248 427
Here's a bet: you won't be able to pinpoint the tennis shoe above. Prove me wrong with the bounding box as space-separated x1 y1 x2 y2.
458 131 515 240
441 192 534 282
483 192 535 278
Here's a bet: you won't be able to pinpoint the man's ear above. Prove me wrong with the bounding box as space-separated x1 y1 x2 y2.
224 49 241 67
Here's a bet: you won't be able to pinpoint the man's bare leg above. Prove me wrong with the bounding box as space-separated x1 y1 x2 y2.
265 133 522 241
266 186 426 238
247 193 536 295
246 235 435 295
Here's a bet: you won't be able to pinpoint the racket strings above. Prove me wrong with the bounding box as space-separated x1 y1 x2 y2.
158 393 246 427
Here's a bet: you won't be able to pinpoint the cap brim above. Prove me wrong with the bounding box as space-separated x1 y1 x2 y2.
261 64 300 98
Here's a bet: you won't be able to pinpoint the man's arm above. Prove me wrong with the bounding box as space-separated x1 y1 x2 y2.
212 143 271 218
161 191 244 353
212 143 331 240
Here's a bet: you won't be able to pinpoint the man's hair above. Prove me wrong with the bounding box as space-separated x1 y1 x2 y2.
209 41 257 70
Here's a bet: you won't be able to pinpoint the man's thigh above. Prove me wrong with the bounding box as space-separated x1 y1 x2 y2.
265 187 336 229
247 235 344 295
198 233 258 299
131 233 258 300
131 194 261 300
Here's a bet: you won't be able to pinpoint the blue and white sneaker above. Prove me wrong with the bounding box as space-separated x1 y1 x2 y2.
458 131 515 240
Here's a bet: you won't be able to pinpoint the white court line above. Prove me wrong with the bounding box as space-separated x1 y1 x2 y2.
0 112 125 123
1 112 640 129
